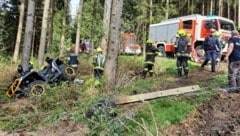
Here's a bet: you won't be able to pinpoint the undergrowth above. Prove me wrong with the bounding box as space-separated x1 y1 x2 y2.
0 55 228 136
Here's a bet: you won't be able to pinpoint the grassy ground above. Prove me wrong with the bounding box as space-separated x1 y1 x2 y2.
0 55 228 135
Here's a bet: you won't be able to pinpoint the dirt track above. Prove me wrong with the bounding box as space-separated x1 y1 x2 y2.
165 64 240 135
166 92 240 136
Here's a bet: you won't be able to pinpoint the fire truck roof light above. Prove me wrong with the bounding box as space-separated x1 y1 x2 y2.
206 14 217 17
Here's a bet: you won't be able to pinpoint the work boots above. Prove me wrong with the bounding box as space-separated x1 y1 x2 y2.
149 72 153 77
177 68 182 77
183 68 188 79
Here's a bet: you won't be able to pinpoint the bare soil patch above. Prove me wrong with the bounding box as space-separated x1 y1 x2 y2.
165 92 240 136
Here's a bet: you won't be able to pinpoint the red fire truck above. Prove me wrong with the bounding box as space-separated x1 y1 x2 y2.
149 14 237 62
120 33 141 55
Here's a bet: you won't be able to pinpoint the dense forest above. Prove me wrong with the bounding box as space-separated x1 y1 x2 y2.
0 0 240 59
1 0 240 135
0 0 239 87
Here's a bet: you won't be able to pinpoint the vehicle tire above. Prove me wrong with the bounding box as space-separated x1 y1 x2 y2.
158 46 166 57
195 45 205 62
28 80 45 97
59 64 76 81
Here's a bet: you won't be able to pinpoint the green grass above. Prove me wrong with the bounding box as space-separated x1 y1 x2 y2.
0 55 228 135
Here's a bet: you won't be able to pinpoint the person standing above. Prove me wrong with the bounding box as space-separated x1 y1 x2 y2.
224 30 240 92
200 29 221 72
93 47 105 81
213 31 223 64
175 29 191 79
67 49 79 73
143 39 159 78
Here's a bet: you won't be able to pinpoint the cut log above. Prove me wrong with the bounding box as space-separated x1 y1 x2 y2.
112 85 201 105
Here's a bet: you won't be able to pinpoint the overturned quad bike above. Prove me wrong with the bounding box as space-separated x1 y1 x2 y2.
5 57 76 98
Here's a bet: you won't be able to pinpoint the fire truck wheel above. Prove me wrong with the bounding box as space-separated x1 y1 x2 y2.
158 46 166 57
195 45 205 61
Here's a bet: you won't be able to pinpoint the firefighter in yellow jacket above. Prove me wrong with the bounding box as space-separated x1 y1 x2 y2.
93 47 105 79
143 39 159 78
175 29 191 79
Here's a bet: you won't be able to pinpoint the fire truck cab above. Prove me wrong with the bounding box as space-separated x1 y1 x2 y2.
149 14 236 62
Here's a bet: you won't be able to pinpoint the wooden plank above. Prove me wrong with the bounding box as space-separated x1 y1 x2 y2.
112 85 201 105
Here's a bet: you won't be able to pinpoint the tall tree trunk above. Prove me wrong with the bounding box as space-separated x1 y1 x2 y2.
59 0 67 57
31 19 36 58
228 0 230 18
104 0 123 89
90 0 97 56
210 0 213 14
47 0 54 54
38 0 51 68
165 0 169 19
202 0 205 15
234 0 237 24
21 0 35 72
13 0 25 63
187 0 190 14
75 0 84 55
191 0 194 14
149 0 152 24
101 0 112 56
218 0 223 16
238 0 240 25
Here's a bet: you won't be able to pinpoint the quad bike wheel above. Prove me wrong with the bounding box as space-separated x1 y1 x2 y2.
59 65 76 81
29 80 45 96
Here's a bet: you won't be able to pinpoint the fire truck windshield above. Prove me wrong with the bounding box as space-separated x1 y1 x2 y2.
219 19 235 31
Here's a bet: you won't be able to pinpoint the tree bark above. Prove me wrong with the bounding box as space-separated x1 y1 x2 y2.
13 0 25 63
165 0 169 19
228 0 230 18
234 0 237 24
149 0 152 24
104 0 123 89
75 0 84 55
46 0 54 54
210 0 213 14
59 0 67 57
238 0 240 25
218 0 223 16
101 0 112 56
38 0 51 68
202 0 205 15
21 0 35 72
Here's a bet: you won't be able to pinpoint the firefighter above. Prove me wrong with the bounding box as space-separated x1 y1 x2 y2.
175 29 191 79
200 28 221 72
213 31 222 64
143 39 159 78
93 47 105 84
67 48 79 73
224 30 240 92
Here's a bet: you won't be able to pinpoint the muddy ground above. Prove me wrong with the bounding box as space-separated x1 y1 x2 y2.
1 63 240 136
164 64 240 136
166 93 240 136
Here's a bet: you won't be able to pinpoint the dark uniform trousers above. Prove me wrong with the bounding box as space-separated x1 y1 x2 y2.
201 50 217 72
144 62 154 77
176 55 189 77
68 53 79 72
228 61 240 88
143 49 158 78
